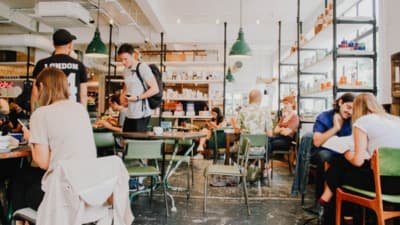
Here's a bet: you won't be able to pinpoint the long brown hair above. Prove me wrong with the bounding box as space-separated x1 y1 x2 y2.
36 67 69 106
352 93 391 124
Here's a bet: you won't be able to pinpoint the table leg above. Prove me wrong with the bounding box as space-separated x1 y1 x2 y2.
162 140 180 212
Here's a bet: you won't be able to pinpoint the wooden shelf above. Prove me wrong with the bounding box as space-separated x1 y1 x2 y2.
163 79 223 84
302 17 374 50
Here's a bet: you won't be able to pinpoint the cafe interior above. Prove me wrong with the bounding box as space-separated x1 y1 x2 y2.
1 0 400 224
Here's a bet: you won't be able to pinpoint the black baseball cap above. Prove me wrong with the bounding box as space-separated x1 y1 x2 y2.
53 29 76 46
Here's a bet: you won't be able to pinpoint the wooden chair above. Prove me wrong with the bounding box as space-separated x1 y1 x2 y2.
336 147 400 225
124 139 169 216
204 138 251 215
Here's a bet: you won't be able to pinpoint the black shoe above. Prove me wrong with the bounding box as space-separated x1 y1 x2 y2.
303 202 320 215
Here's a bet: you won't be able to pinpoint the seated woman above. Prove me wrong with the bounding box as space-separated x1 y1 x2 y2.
268 95 299 158
318 93 400 224
194 107 226 159
18 68 97 222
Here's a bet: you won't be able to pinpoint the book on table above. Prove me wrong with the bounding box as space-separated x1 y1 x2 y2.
322 135 353 154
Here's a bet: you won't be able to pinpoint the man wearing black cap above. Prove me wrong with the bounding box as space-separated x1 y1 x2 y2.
31 29 88 111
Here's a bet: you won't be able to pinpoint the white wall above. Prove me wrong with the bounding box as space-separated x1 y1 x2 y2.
226 51 274 108
378 0 400 104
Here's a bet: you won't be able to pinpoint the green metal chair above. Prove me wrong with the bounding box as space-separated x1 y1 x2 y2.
164 139 195 199
93 131 116 157
124 139 169 216
204 138 251 215
209 128 227 163
270 133 298 178
239 134 268 186
336 147 400 225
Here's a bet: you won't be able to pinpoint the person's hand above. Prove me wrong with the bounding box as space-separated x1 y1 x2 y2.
125 95 139 102
280 128 292 136
333 113 344 132
22 126 30 142
207 121 217 129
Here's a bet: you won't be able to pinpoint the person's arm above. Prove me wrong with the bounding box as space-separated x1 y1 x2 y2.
30 81 39 112
79 82 87 107
22 126 50 170
141 76 159 99
344 127 368 167
120 84 128 107
97 120 122 132
313 113 343 147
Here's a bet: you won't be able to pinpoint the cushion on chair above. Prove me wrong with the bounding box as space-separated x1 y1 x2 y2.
127 166 160 176
205 165 241 176
342 185 400 204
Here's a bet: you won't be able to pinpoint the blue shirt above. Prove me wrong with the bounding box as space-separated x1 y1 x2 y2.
312 109 352 155
313 109 352 136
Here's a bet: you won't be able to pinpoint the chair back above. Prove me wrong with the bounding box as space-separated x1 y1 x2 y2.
375 147 400 177
239 133 268 149
239 138 251 168
94 132 115 148
209 128 227 150
124 140 163 160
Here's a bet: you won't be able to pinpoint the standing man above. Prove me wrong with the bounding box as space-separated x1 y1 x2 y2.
31 29 88 111
117 43 159 132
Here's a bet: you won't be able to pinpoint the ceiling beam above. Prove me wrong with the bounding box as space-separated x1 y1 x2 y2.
135 0 166 33
0 2 37 32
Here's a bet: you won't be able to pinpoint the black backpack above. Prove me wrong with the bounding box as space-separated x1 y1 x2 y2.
136 63 163 109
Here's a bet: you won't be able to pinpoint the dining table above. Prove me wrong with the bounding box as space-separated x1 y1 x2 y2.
113 131 206 212
0 145 31 224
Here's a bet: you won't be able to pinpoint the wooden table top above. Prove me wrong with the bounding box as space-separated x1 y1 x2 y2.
114 131 206 140
0 145 30 159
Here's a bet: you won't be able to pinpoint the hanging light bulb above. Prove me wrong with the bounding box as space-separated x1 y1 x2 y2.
86 0 108 58
229 0 252 57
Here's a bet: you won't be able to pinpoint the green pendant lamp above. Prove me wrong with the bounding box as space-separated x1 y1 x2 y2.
86 0 108 58
226 68 235 82
229 0 252 57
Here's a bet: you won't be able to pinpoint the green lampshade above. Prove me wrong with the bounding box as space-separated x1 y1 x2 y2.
229 28 252 57
85 27 108 58
226 68 235 82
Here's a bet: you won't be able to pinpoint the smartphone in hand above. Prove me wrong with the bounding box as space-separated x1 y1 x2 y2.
17 119 27 129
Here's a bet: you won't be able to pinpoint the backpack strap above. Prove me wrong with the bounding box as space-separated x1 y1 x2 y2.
135 63 147 111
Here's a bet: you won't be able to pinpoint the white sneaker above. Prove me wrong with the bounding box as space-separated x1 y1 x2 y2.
193 152 204 160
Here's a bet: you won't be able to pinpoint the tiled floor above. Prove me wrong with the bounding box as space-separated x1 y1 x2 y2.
131 158 319 225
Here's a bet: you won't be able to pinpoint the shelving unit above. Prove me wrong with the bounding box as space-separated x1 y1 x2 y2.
289 0 378 127
278 20 298 116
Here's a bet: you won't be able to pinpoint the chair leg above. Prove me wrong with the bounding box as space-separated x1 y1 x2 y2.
335 192 342 225
376 208 385 225
242 176 251 216
162 180 169 217
186 162 191 200
204 175 208 213
287 152 292 174
150 176 153 201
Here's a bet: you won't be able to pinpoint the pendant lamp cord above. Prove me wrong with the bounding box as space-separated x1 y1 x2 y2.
240 0 242 28
97 0 100 29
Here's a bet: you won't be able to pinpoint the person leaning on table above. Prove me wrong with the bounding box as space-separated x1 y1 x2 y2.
318 93 400 224
309 92 355 207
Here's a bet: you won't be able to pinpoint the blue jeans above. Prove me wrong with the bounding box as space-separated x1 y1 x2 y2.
311 148 339 199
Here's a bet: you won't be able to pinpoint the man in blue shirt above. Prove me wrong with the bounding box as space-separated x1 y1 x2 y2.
307 93 354 213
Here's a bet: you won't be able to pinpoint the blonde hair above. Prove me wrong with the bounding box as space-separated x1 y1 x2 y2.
352 93 391 124
36 67 69 106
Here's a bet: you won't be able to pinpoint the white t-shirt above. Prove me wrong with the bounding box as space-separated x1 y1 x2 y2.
29 100 96 173
123 62 153 119
353 113 400 158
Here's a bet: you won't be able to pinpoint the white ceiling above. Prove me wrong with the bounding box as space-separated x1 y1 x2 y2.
0 0 324 54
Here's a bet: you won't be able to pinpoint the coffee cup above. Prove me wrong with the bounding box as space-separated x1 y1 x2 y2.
153 126 163 135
